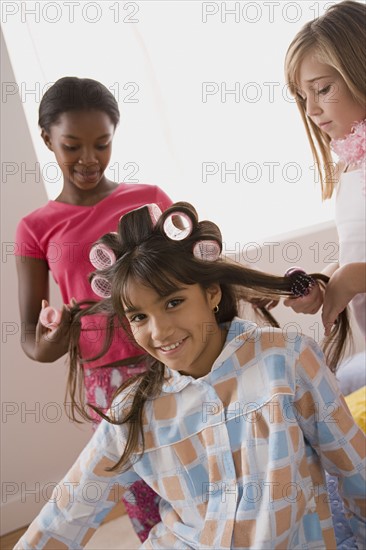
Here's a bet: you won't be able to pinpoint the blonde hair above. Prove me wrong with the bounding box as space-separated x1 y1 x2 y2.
285 0 366 199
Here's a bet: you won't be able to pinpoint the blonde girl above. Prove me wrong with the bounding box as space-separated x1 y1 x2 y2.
284 0 366 338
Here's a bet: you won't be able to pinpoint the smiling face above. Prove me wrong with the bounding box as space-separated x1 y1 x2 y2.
42 110 115 195
297 54 366 140
123 280 225 378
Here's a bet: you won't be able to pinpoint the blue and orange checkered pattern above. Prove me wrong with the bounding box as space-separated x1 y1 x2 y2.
15 319 366 549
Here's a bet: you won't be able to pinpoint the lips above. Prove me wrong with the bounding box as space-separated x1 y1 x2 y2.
74 169 100 182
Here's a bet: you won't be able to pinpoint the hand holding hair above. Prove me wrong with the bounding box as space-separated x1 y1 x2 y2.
40 304 62 330
34 300 74 362
322 263 366 337
283 267 324 314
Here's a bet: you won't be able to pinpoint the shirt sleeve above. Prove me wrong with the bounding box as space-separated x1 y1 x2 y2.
14 419 141 549
15 218 46 260
294 335 366 544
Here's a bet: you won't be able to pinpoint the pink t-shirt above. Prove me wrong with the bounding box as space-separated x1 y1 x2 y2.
15 183 172 367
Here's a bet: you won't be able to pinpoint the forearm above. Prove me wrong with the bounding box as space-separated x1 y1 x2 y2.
342 262 366 295
14 421 136 549
321 262 339 278
21 325 69 363
296 337 366 537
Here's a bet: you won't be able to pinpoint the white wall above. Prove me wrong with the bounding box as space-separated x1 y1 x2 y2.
1 30 91 535
1 0 341 244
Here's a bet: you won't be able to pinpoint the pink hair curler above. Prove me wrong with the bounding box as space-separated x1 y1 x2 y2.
119 203 162 227
89 243 116 270
193 240 221 261
147 203 163 225
91 275 112 298
163 211 193 241
40 306 62 329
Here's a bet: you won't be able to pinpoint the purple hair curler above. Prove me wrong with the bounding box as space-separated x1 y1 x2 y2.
284 267 315 297
89 243 116 270
40 306 62 329
193 240 221 261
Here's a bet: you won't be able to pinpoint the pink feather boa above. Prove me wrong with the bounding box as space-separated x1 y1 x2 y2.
330 119 366 167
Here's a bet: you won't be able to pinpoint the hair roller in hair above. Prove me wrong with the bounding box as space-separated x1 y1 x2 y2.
119 204 162 227
147 203 162 225
284 267 315 297
193 240 221 261
91 275 112 298
40 306 62 329
163 211 195 241
89 243 116 270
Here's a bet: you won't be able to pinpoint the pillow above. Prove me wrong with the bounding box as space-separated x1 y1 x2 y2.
344 385 366 433
336 351 366 396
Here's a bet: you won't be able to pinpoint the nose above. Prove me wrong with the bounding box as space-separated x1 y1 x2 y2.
305 92 322 118
79 147 98 165
150 315 174 344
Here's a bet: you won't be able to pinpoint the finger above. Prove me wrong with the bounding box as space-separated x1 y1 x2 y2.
283 297 299 307
323 322 334 337
322 309 336 337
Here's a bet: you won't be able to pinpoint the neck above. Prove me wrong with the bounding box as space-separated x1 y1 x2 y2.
56 177 118 206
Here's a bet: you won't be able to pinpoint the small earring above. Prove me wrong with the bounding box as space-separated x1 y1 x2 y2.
213 305 219 313
78 159 83 164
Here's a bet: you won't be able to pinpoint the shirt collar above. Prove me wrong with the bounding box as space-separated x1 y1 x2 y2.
161 317 258 393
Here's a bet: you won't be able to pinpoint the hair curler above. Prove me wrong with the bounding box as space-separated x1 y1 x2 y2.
284 267 315 297
163 211 194 241
193 240 221 261
89 243 116 270
90 275 112 298
119 203 162 227
40 306 62 329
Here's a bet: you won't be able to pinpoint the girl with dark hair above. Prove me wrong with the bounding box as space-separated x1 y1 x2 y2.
15 76 172 541
15 202 366 549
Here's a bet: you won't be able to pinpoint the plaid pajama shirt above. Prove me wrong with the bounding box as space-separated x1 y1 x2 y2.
15 318 366 549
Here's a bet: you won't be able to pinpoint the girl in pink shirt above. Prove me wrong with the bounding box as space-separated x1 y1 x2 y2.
15 76 172 541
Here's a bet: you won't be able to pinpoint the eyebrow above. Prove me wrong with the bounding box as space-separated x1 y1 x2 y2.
124 287 187 313
61 133 112 140
304 75 332 83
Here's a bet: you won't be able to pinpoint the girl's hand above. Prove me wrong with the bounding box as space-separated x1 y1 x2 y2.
322 264 363 336
283 282 323 314
34 300 72 362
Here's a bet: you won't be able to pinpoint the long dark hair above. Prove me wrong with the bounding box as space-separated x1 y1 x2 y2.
68 202 350 471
